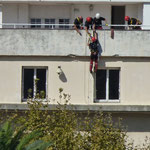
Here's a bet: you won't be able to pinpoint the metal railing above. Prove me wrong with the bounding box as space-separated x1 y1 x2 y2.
0 23 150 29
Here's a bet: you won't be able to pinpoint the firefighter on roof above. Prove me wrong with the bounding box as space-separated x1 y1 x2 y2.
125 16 142 30
85 17 94 35
74 16 84 36
93 13 108 30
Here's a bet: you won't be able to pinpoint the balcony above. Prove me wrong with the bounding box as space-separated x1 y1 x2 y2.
0 26 149 57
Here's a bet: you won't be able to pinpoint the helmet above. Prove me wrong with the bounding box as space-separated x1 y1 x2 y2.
86 17 92 23
92 37 96 42
96 13 101 19
125 16 130 21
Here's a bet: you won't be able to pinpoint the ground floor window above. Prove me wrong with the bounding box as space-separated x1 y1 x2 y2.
96 69 120 102
22 67 47 100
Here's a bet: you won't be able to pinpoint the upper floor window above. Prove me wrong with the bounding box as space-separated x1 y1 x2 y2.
95 69 120 102
22 67 47 101
59 19 69 29
31 18 41 28
45 19 55 29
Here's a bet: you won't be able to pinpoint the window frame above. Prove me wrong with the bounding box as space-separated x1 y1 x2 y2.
45 18 55 29
59 18 70 29
22 66 48 101
30 18 42 28
94 68 120 103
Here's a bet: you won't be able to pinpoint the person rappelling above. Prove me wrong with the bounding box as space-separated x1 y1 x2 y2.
87 30 99 73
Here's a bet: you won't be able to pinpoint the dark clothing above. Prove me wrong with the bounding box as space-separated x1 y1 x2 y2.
89 40 99 60
128 18 142 29
93 17 105 29
85 18 94 30
74 17 83 29
89 41 98 53
89 40 99 73
91 53 98 60
128 18 137 25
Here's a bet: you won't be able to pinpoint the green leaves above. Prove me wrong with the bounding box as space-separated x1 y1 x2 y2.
0 121 51 150
25 140 52 150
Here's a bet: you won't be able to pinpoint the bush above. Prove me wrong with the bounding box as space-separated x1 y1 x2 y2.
16 88 133 150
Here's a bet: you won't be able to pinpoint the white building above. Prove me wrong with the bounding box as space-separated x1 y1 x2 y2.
0 0 150 146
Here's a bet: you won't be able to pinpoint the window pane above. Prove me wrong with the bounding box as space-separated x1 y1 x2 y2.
31 18 41 28
23 69 34 99
64 19 69 29
109 70 119 99
59 19 64 29
31 19 36 28
96 70 106 99
59 19 69 29
37 69 46 98
45 19 55 29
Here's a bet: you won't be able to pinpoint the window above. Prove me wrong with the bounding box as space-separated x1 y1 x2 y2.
22 67 47 100
59 19 69 29
111 6 125 29
45 19 55 29
96 69 120 102
31 18 41 28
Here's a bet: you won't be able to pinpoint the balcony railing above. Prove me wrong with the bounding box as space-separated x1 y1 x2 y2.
0 23 150 29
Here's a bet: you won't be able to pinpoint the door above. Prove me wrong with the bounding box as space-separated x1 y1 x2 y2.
111 6 125 29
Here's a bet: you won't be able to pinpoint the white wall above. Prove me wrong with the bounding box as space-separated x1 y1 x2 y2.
2 3 142 27
143 3 150 30
0 5 2 28
125 4 138 19
2 3 29 28
18 4 29 23
1 57 150 106
3 4 18 23
29 4 72 24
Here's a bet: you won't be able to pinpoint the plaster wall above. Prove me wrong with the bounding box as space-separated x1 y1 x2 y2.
0 0 150 2
0 57 150 106
0 30 149 57
1 3 141 28
2 4 18 23
143 3 150 29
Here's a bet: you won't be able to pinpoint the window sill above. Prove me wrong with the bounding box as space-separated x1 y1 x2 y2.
94 99 120 103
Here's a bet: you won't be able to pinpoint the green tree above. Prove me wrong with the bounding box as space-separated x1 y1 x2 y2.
17 88 133 150
0 120 52 150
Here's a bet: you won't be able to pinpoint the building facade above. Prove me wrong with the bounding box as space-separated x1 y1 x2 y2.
0 0 150 146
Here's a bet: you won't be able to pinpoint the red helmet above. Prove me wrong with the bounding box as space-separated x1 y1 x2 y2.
92 37 96 42
125 16 130 21
86 17 92 23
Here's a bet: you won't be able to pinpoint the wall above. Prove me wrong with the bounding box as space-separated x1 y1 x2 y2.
0 29 149 57
2 4 18 23
2 3 140 27
0 56 150 106
143 3 150 30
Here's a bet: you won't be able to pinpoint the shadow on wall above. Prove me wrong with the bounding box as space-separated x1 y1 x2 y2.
59 72 67 82
97 32 102 56
113 113 150 132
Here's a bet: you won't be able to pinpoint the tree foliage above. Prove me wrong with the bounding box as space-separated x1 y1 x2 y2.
16 88 134 150
2 87 150 149
0 121 51 150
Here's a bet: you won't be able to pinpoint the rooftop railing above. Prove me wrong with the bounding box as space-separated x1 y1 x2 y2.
0 23 149 29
